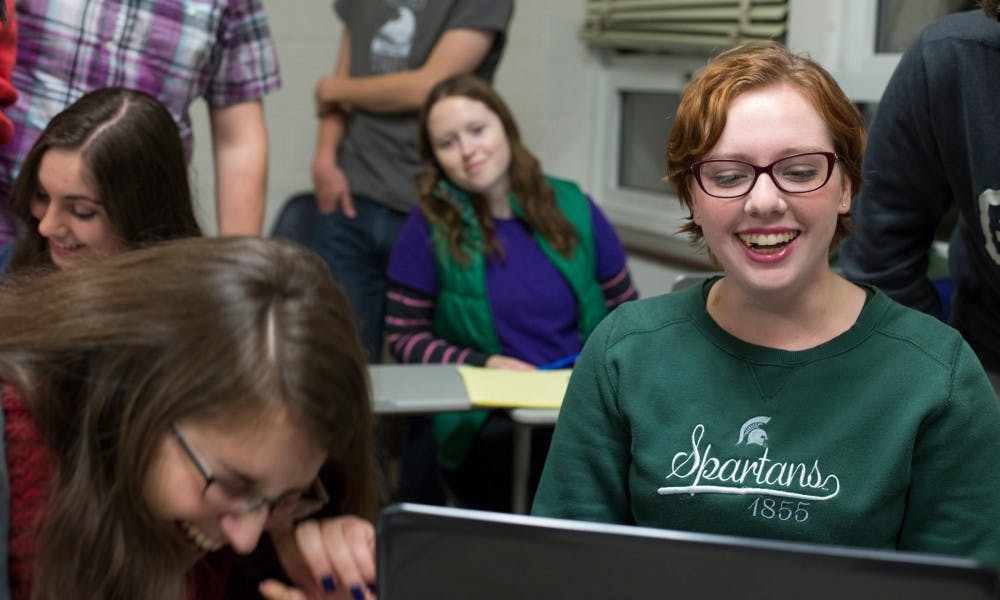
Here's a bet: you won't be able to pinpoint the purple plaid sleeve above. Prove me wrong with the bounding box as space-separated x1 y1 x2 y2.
0 0 280 228
204 0 281 106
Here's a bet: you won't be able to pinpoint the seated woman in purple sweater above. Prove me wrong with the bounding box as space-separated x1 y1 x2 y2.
384 74 637 511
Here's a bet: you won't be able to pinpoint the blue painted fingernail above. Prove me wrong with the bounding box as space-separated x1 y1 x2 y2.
350 584 364 600
367 581 378 594
321 575 336 593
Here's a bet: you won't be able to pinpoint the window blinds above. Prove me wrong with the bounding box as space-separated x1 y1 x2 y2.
581 0 788 53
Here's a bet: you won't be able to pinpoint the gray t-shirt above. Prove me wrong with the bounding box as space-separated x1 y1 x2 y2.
334 0 513 212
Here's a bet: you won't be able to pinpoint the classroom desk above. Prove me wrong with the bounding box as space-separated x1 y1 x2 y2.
368 364 558 514
509 408 559 513
370 364 470 414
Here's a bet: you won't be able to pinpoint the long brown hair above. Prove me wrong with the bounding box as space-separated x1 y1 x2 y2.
416 74 578 263
0 236 378 599
9 87 201 272
665 41 865 252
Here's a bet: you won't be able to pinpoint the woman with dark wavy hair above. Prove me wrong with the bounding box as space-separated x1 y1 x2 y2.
0 236 379 599
384 74 637 511
8 86 201 273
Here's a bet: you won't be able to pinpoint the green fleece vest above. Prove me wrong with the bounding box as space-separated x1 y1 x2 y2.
430 176 608 471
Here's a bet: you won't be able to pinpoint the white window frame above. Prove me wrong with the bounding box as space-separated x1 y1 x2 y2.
787 0 902 102
590 52 709 263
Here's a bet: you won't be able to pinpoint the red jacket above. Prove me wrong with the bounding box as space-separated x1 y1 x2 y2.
0 0 17 146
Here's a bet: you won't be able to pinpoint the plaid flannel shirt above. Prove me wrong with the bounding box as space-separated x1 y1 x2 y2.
0 0 281 239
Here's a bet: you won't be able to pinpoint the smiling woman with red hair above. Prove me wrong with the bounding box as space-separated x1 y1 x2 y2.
533 41 1000 572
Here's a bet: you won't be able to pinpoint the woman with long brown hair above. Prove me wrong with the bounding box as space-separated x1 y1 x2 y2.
384 74 637 511
7 87 201 274
0 236 379 599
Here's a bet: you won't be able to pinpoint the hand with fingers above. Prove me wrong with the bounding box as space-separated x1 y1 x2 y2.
311 157 355 217
314 75 345 116
485 355 537 371
260 515 377 600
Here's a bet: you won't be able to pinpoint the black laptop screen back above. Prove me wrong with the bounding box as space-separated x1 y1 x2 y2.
377 503 1000 600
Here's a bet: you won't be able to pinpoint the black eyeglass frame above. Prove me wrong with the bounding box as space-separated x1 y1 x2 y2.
690 151 838 199
170 423 328 521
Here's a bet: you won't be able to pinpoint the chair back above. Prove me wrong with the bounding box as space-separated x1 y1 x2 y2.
270 192 318 247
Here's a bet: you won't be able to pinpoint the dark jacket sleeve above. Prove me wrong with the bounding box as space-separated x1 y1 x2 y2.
839 29 950 317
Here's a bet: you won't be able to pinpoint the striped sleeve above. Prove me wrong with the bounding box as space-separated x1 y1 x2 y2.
385 282 490 366
601 265 638 309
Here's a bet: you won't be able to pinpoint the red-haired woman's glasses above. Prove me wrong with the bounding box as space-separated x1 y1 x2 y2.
691 152 838 198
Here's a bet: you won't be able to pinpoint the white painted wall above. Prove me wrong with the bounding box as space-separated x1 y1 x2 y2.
187 0 697 298
184 1 922 298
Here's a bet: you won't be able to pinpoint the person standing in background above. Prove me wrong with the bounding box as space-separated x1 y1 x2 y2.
839 2 1000 394
310 0 513 362
0 0 280 265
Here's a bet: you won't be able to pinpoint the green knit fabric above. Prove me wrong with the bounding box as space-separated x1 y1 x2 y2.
429 176 607 470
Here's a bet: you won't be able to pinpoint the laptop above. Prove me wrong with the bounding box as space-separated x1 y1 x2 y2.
368 364 470 415
376 503 1000 600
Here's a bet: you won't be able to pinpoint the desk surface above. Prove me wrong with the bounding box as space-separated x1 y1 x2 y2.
369 364 471 415
369 364 560 424
371 365 559 514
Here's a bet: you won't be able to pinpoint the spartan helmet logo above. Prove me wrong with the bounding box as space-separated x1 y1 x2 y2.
978 189 1000 265
737 416 771 447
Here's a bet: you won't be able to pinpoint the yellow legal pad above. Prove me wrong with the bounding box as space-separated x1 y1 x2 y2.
456 366 572 409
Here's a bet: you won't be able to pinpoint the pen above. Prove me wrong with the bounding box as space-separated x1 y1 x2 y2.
538 353 579 370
